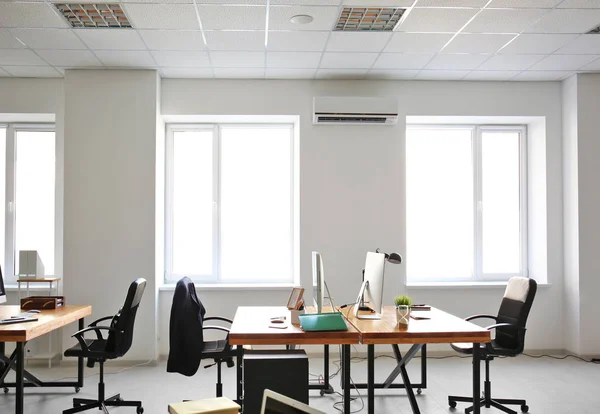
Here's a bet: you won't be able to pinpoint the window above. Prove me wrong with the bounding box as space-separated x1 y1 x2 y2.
166 124 295 284
0 124 56 282
406 125 526 283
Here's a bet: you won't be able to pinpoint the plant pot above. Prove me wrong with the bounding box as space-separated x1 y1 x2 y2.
396 305 411 327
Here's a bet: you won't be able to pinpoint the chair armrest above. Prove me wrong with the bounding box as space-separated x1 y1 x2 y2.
88 316 114 340
465 314 498 322
203 325 231 334
486 322 525 332
71 326 120 352
204 316 233 324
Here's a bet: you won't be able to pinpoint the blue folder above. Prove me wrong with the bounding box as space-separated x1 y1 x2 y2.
298 312 348 332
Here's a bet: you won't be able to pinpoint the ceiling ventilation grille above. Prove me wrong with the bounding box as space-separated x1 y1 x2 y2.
334 7 405 31
55 3 132 28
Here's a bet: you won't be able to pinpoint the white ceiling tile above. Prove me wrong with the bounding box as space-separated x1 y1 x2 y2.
555 35 600 54
326 32 392 53
580 57 600 70
0 29 25 49
265 68 317 78
525 9 600 34
488 0 563 7
35 49 101 67
152 50 210 67
341 0 414 4
416 0 488 6
272 0 339 4
373 53 433 69
139 30 205 51
384 33 452 53
365 70 419 79
1 65 62 78
269 6 339 31
267 31 329 51
0 49 47 65
214 68 265 78
513 70 572 81
205 31 264 51
315 69 367 79
463 70 520 80
94 50 156 67
498 34 579 54
463 9 547 34
443 34 515 54
415 70 470 80
529 54 598 70
0 3 69 28
320 52 378 69
426 54 489 70
11 29 85 50
160 67 214 78
557 0 600 8
211 51 265 67
397 8 479 32
121 0 194 3
267 52 321 68
477 54 545 70
124 4 200 29
198 6 266 30
76 29 146 50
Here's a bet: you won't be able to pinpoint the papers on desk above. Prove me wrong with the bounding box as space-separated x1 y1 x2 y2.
0 317 37 325
298 312 348 331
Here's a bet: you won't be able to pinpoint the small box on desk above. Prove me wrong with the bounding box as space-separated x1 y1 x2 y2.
21 296 65 310
290 308 305 325
168 397 240 414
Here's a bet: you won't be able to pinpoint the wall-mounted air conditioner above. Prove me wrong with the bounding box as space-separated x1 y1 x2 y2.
313 96 398 125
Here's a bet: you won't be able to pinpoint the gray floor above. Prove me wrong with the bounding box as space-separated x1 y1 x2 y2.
1 352 599 414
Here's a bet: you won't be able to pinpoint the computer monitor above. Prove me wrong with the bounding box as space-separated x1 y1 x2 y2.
261 389 325 414
0 265 6 304
354 251 386 320
311 251 325 314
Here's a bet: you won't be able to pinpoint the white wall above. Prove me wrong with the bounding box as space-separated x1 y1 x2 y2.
159 79 564 355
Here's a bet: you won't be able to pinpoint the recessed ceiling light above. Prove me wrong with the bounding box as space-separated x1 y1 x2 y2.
335 7 405 32
55 3 132 28
290 15 314 25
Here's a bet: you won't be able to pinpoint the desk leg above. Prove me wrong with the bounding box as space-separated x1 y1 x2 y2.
368 345 374 414
473 343 481 414
323 345 330 391
16 342 24 414
397 351 420 414
77 318 84 389
342 345 350 414
237 350 243 405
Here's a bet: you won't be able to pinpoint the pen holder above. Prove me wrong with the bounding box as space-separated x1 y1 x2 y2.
290 308 305 325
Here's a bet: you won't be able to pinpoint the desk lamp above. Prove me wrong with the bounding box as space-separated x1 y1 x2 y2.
358 248 402 311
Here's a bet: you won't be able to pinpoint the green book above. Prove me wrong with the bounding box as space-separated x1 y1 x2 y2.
298 312 348 332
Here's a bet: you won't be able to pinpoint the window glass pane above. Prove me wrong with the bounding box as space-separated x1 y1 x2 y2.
220 127 292 282
0 128 5 272
15 130 55 275
172 130 213 276
482 131 521 274
406 128 474 281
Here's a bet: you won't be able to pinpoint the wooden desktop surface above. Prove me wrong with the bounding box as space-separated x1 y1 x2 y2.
343 306 491 345
229 306 360 346
0 305 92 342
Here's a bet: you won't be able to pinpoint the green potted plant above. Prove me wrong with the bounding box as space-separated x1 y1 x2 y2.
394 295 412 326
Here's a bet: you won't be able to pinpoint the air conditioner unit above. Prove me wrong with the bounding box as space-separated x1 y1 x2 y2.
313 96 398 125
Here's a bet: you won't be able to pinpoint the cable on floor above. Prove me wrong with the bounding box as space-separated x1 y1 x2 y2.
48 358 155 382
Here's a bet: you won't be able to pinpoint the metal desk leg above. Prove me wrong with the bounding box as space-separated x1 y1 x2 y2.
237 350 243 405
368 345 374 414
77 318 84 389
473 343 481 414
343 345 350 414
397 350 420 414
16 342 24 414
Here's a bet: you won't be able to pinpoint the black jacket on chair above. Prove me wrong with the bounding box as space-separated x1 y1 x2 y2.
167 277 206 376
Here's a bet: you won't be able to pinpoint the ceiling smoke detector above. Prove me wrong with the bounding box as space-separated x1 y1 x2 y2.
335 7 405 32
55 3 132 28
290 15 314 25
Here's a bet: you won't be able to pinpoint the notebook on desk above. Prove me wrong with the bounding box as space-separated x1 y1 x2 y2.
298 312 348 332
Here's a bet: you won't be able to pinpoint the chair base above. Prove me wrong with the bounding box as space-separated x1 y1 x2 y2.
63 393 144 414
448 394 529 414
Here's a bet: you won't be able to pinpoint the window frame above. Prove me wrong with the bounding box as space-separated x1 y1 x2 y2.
165 123 295 285
406 124 528 283
2 123 56 283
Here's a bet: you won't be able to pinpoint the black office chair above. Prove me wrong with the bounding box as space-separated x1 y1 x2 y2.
167 277 242 398
448 276 537 414
63 278 146 414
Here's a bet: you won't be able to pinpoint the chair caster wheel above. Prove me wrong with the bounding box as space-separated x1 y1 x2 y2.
521 404 529 412
137 407 144 414
449 400 457 408
320 390 325 396
417 388 422 395
3 387 8 394
75 387 80 393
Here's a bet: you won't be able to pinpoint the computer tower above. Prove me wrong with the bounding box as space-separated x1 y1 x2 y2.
243 350 309 414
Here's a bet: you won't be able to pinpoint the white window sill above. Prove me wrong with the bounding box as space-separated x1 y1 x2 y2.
406 281 550 289
159 283 296 292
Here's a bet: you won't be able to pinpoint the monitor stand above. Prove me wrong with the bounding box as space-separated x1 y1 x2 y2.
354 281 382 320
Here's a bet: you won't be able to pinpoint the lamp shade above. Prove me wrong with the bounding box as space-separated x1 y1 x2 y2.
386 252 402 264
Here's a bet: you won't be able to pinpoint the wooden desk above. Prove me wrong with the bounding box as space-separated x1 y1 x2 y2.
343 306 491 414
0 305 92 414
229 306 361 414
